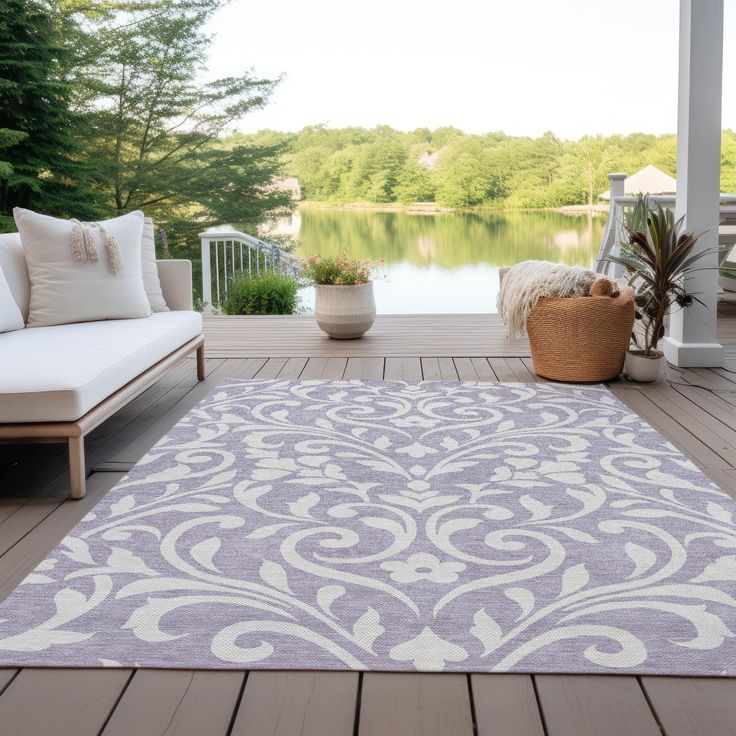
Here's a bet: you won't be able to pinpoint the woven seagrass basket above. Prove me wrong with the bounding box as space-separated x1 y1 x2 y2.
526 288 635 382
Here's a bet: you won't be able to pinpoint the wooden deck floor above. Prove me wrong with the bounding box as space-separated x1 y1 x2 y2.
1 312 736 735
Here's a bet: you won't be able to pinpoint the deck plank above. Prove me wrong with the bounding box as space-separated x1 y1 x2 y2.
343 357 384 380
300 357 329 379
610 387 728 469
644 385 736 463
323 357 349 379
0 473 125 602
0 668 132 736
506 357 538 382
108 359 259 464
203 314 531 358
359 673 473 736
421 357 442 381
385 357 422 381
488 358 519 383
101 669 244 736
0 498 68 557
255 357 288 379
438 357 460 380
231 671 358 736
453 357 478 380
535 675 660 736
471 674 544 736
473 357 499 381
641 677 736 736
0 669 17 694
278 357 309 379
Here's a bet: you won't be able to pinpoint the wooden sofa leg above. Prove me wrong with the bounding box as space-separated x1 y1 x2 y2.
196 342 205 381
68 435 86 499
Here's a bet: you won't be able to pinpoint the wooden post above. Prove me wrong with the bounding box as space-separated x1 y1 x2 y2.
196 343 206 380
68 435 86 499
662 0 724 367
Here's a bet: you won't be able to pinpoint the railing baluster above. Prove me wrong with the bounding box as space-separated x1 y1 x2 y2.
223 240 228 297
200 238 212 308
200 229 304 309
214 241 220 306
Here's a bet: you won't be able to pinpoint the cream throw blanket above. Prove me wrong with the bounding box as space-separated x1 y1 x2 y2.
498 260 599 339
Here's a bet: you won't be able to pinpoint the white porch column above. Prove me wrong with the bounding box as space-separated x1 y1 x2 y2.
662 0 723 367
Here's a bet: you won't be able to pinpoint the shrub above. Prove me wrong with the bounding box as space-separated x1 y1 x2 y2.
221 271 300 315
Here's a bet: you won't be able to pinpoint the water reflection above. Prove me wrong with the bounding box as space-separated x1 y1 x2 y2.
291 209 604 314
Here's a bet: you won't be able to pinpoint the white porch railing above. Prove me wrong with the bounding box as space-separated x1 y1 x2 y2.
595 172 736 279
199 229 303 309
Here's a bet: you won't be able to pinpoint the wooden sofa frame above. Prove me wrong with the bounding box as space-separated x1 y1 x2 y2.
0 336 205 499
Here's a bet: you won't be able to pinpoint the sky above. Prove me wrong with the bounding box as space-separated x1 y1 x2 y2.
204 0 736 140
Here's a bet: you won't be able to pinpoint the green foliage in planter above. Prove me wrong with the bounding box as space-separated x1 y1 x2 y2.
221 271 300 315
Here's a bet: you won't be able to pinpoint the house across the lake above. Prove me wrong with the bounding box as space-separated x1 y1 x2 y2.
598 164 677 200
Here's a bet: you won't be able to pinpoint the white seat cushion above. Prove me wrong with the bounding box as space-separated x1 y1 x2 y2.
0 311 202 423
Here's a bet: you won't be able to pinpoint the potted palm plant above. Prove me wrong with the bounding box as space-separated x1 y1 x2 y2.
609 197 711 382
302 254 384 339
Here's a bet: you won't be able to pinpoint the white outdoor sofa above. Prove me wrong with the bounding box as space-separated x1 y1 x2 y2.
0 232 205 499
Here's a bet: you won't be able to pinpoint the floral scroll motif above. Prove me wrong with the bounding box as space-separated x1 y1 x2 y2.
0 380 735 675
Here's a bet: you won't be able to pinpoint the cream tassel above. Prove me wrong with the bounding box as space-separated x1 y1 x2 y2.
69 220 123 273
105 231 124 273
82 227 99 262
70 223 86 263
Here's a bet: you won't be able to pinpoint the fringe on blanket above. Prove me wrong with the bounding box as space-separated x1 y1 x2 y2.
498 260 600 339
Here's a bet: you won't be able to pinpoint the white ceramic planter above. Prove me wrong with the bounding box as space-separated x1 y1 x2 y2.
625 350 664 383
314 282 376 339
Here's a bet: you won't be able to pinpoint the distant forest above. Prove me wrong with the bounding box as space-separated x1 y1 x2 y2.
231 126 736 209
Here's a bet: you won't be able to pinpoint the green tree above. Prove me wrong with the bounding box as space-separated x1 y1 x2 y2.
394 161 435 203
76 0 290 234
0 0 97 223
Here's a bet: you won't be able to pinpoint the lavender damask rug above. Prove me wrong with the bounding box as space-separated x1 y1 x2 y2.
1 380 735 675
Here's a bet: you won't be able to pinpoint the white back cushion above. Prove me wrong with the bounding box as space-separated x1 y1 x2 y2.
0 232 30 320
0 265 24 332
15 208 152 328
142 217 168 312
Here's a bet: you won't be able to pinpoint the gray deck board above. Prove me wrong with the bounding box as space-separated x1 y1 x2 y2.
471 674 545 736
231 671 358 736
535 675 661 736
101 669 244 736
359 673 474 736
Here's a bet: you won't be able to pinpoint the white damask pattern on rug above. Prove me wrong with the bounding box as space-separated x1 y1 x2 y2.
0 380 735 674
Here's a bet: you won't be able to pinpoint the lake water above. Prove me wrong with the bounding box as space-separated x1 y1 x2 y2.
289 209 606 313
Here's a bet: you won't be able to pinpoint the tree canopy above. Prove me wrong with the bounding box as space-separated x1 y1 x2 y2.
0 0 291 238
233 125 736 210
0 0 98 227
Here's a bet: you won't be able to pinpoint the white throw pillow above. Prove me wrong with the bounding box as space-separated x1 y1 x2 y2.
142 217 168 312
0 265 24 333
14 208 152 327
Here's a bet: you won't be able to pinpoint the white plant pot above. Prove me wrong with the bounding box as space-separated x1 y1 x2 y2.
314 282 376 339
625 350 664 383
